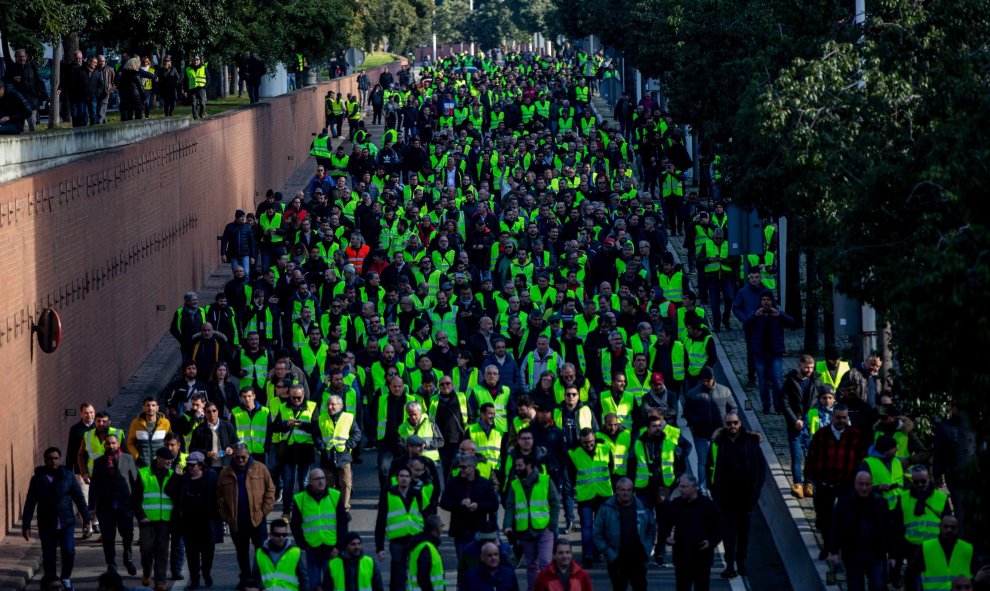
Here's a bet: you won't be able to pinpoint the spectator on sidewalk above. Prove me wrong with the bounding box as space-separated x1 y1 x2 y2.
742 292 795 414
782 354 821 499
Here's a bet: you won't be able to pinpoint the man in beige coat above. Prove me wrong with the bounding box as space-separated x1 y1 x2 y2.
218 442 275 588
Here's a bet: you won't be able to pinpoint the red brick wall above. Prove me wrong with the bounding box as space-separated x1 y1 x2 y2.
0 61 406 537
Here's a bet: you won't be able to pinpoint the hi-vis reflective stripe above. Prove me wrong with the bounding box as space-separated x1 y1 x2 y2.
526 500 550 519
301 513 337 529
576 466 610 483
261 572 299 589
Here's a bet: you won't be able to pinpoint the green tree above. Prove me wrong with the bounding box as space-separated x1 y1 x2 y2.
432 0 471 45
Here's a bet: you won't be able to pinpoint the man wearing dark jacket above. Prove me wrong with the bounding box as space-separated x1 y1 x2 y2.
188 402 238 471
781 354 821 499
707 412 767 578
684 367 737 491
743 293 795 414
439 455 499 558
828 471 894 591
3 48 48 131
88 434 139 575
220 210 257 273
661 474 723 591
22 447 92 589
0 82 33 134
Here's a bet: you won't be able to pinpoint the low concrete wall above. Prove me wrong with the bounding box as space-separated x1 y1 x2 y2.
0 59 406 541
711 338 834 591
0 118 191 184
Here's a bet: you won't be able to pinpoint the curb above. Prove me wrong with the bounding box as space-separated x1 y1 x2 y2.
663 242 834 591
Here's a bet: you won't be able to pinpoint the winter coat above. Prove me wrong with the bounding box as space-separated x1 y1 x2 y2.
22 466 90 533
782 371 822 434
88 452 139 515
217 458 276 531
684 382 738 440
708 427 767 513
593 496 658 565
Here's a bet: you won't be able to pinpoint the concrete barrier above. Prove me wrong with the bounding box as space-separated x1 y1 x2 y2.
0 118 192 184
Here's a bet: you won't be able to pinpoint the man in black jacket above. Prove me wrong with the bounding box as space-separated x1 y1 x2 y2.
88 433 139 575
661 474 723 591
781 354 821 499
3 48 48 131
0 82 33 134
707 413 767 578
439 454 499 560
827 471 894 591
22 447 92 589
189 402 238 471
220 209 257 273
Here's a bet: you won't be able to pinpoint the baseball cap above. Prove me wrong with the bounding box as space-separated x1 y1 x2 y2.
186 451 206 465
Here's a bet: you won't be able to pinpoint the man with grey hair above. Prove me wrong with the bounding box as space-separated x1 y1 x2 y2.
217 442 275 588
399 401 443 463
95 54 114 123
661 474 723 591
289 466 347 590
594 477 657 589
313 393 361 510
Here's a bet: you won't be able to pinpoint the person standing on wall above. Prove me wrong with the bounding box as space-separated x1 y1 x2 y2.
184 56 208 120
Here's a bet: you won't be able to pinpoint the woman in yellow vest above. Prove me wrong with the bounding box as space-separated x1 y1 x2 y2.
140 57 156 117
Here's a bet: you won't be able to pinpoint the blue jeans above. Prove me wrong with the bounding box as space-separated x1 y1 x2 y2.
787 430 806 484
694 436 712 489
844 554 886 591
280 461 309 514
578 504 598 562
39 527 76 578
0 122 24 134
521 530 554 591
229 255 251 272
706 276 735 329
753 353 783 410
306 546 332 590
559 470 576 526
71 101 91 127
388 540 409 591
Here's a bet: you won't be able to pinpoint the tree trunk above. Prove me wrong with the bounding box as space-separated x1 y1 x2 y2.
803 250 820 355
60 34 80 126
49 42 63 128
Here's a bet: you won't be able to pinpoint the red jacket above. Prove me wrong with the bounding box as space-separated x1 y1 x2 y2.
534 561 593 591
